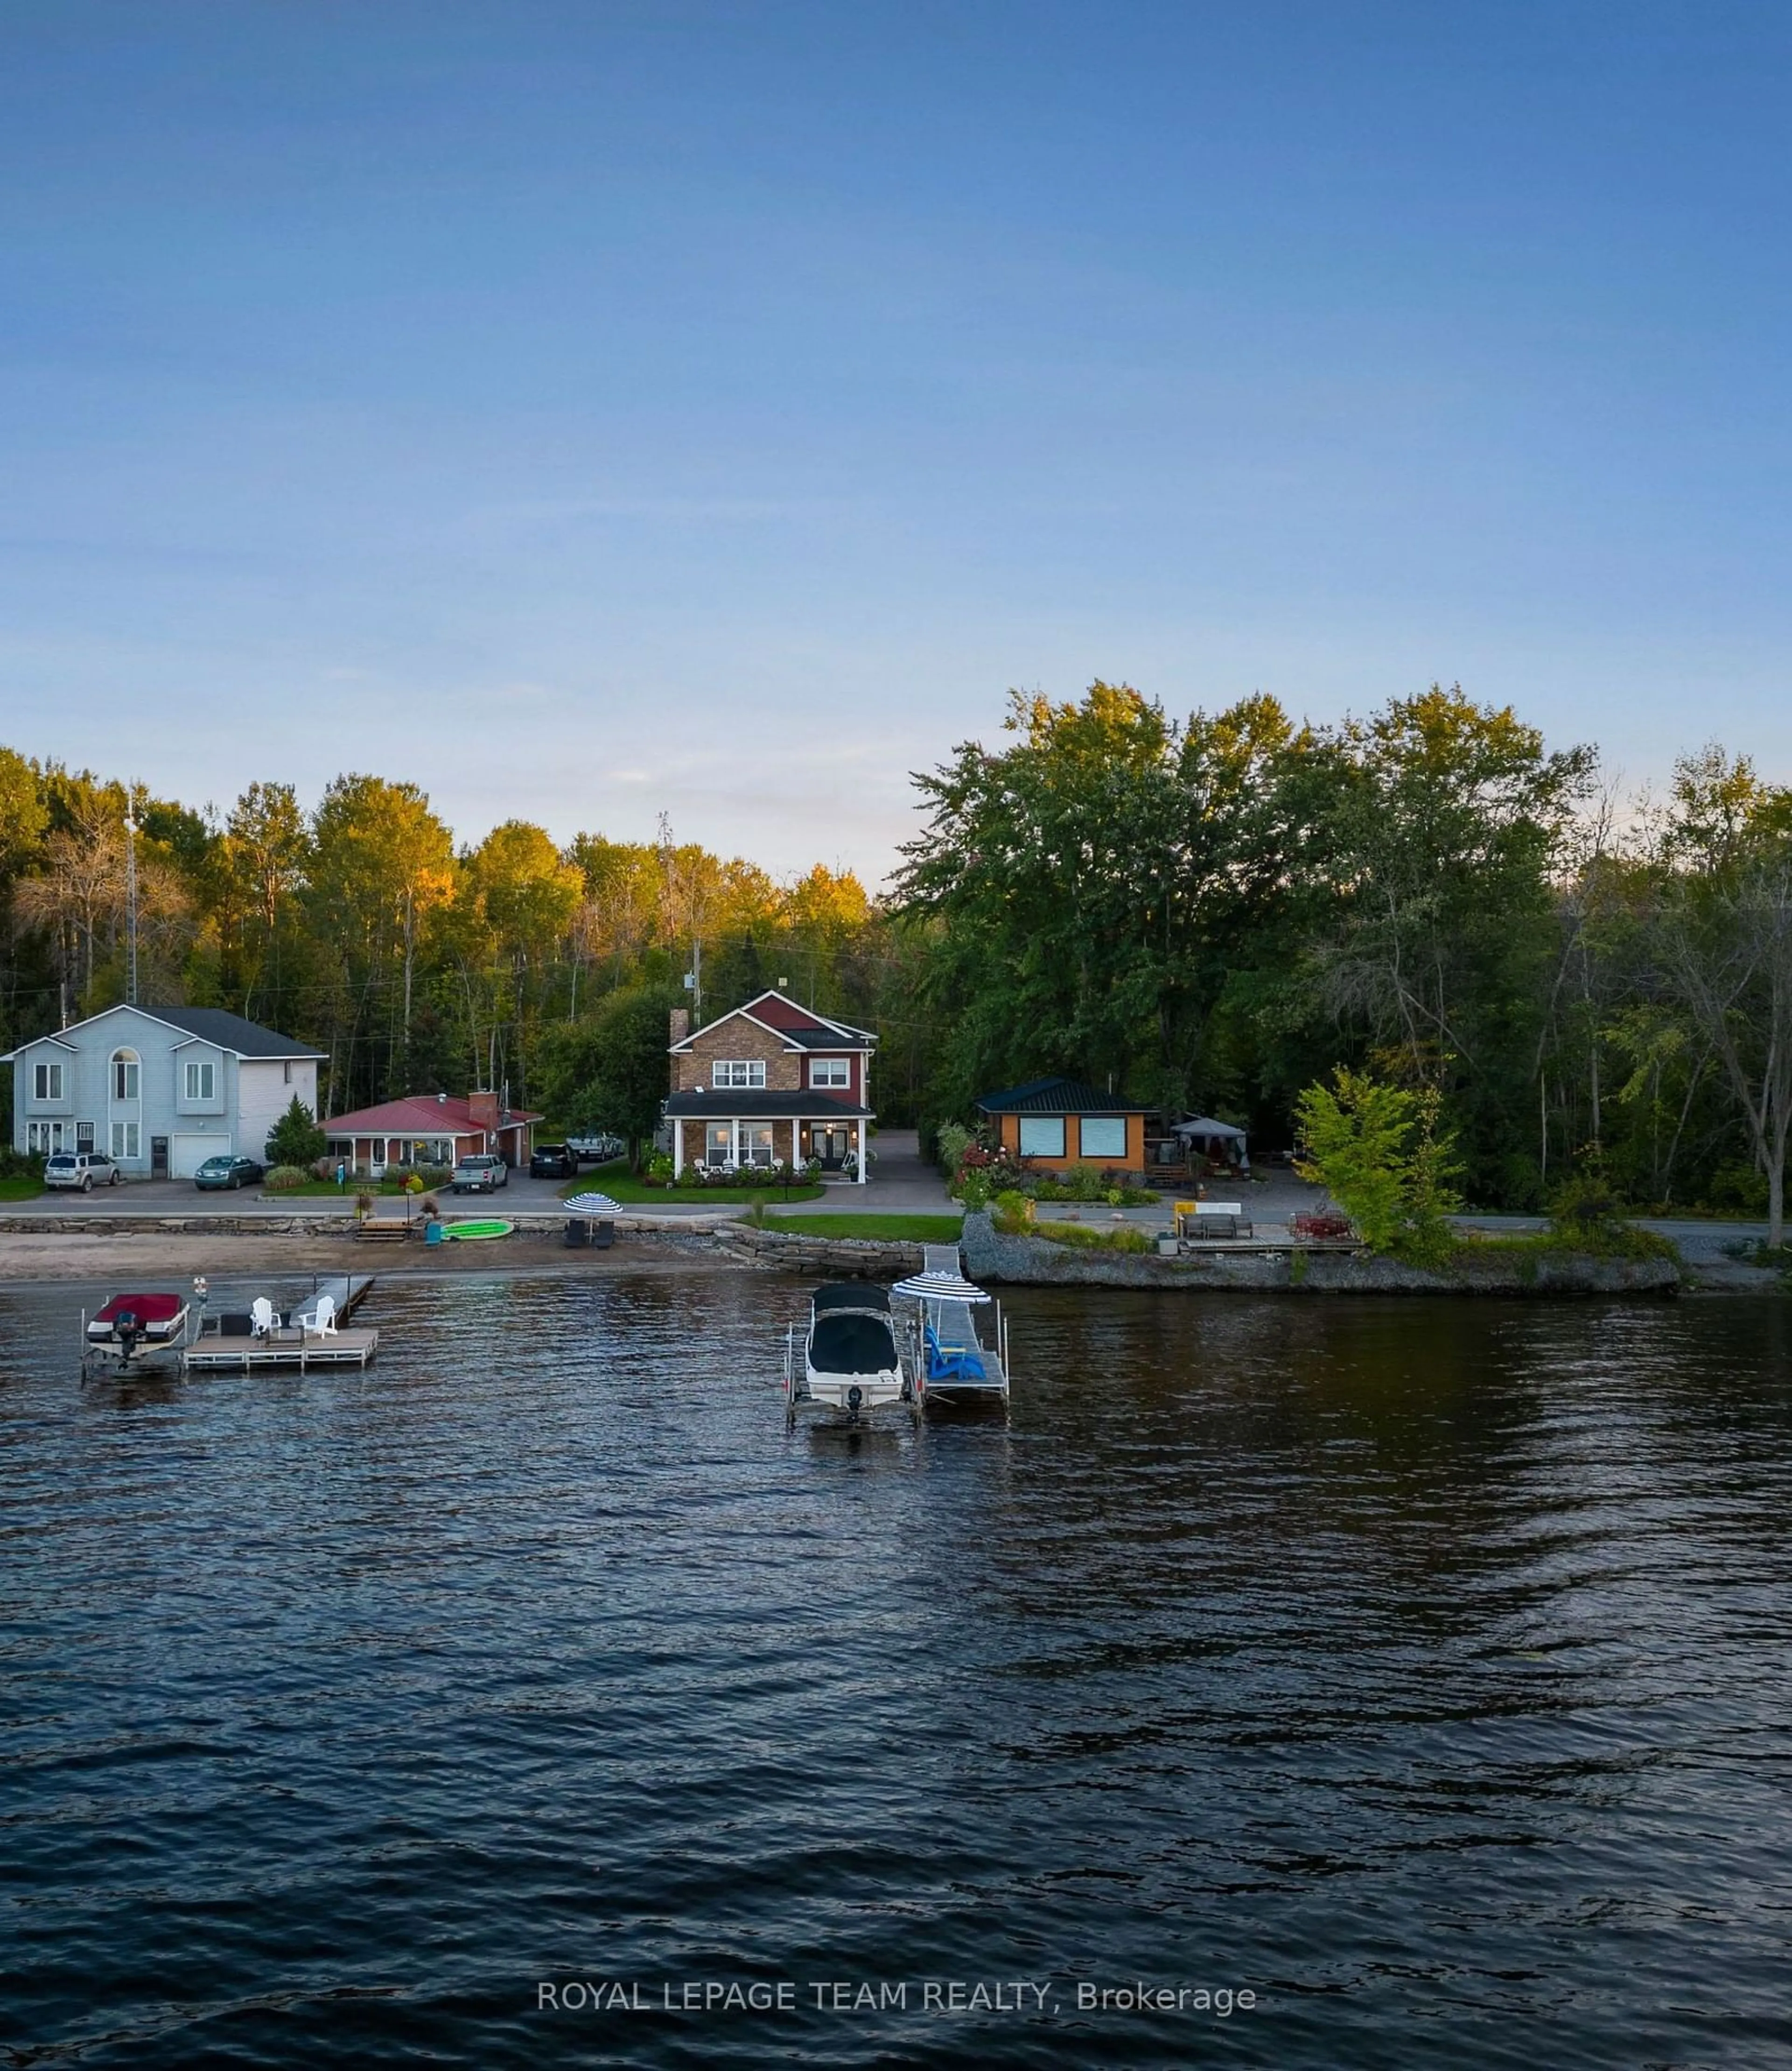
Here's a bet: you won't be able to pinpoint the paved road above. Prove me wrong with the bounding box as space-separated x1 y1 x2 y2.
8 1172 581 1217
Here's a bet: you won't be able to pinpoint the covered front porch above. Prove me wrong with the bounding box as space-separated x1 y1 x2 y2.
672 1110 869 1182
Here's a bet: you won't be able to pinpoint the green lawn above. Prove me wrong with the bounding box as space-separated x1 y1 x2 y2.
561 1161 825 1206
0 1175 43 1201
762 1211 965 1241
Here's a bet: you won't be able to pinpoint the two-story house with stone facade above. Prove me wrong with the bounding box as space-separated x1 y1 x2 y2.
665 991 875 1182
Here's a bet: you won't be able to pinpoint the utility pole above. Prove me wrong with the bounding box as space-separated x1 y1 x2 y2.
123 789 140 1007
690 935 702 1027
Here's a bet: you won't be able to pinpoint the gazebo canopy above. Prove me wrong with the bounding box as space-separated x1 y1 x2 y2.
1174 1115 1247 1141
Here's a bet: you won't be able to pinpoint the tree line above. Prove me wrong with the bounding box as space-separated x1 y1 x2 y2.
2 680 1788 1243
0 751 912 1128
896 683 1792 1242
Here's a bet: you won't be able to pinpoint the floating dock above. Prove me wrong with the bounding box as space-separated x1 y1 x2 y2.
182 1274 378 1372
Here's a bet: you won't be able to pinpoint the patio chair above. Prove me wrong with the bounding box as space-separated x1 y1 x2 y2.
306 1292 338 1337
925 1324 986 1382
249 1296 278 1338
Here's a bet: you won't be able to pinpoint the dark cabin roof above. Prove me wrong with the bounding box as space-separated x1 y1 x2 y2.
975 1076 1146 1115
144 1007 326 1059
664 1089 873 1120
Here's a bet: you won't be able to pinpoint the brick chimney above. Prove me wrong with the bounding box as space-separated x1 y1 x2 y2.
468 1089 498 1129
669 1007 689 1046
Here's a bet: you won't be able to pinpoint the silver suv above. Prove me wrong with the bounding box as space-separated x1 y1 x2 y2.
44 1151 123 1192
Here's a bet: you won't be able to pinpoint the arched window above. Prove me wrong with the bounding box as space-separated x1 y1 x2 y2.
111 1049 140 1100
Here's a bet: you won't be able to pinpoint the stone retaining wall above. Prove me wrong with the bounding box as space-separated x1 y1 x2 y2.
718 1224 926 1279
0 1211 734 1244
961 1213 1681 1296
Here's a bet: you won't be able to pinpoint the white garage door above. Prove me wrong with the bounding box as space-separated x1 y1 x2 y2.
171 1133 230 1177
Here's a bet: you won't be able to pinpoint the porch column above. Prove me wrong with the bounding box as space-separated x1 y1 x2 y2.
856 1117 867 1184
672 1120 684 1180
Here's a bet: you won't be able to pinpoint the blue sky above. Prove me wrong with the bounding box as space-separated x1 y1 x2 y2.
3 1 1788 879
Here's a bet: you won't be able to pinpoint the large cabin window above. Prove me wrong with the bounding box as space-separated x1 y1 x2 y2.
809 1058 851 1089
1079 1117 1127 1161
712 1059 766 1089
111 1050 140 1100
1018 1116 1066 1158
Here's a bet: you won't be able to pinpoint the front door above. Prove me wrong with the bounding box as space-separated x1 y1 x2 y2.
812 1126 850 1168
150 1136 169 1177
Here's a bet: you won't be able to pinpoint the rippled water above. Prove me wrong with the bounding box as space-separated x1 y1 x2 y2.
3 1271 1790 2067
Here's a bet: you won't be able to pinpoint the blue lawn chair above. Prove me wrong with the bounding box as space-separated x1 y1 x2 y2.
926 1324 986 1381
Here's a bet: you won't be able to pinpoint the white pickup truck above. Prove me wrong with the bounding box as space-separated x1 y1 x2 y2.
451 1154 509 1194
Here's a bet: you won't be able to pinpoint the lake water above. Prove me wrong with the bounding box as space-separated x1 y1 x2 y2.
2 1272 1789 2067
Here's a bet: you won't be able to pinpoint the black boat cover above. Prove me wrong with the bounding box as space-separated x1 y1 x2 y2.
812 1282 891 1313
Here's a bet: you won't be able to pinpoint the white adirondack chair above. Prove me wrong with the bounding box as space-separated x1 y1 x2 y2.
250 1296 277 1338
307 1292 337 1337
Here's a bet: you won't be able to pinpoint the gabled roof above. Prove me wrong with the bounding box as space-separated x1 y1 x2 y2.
323 1094 543 1133
670 992 876 1055
975 1076 1148 1115
1 1002 323 1063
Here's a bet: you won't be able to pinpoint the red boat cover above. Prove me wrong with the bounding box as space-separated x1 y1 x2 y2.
94 1292 184 1324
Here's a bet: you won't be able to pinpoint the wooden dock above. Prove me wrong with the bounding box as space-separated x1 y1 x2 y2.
183 1327 378 1373
182 1273 378 1372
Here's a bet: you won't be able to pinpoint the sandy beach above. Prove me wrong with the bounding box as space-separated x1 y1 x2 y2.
0 1228 754 1289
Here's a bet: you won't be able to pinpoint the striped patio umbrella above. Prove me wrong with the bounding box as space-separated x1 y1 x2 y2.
564 1192 623 1216
890 1271 992 1304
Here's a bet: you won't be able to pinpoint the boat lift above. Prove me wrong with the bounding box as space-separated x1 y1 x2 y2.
891 1244 1011 1414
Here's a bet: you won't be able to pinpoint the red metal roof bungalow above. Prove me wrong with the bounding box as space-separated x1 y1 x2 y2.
322 1091 540 1176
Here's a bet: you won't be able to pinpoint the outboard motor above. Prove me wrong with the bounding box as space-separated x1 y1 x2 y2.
114 1308 141 1363
847 1383 863 1422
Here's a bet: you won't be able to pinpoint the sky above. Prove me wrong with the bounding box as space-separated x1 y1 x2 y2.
2 1 1789 882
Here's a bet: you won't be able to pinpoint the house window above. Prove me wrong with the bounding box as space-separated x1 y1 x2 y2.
283 1061 292 1083
27 1121 65 1154
76 1121 95 1151
32 1061 64 1101
184 1060 217 1101
110 1121 141 1161
1018 1115 1066 1158
1079 1116 1127 1161
809 1058 851 1089
705 1123 734 1166
712 1059 766 1089
111 1050 140 1100
739 1122 775 1167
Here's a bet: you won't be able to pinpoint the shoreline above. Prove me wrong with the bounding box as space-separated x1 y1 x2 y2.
0 1217 1777 1297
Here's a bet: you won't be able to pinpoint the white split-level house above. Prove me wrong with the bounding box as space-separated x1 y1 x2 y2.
665 991 875 1182
5 1004 323 1179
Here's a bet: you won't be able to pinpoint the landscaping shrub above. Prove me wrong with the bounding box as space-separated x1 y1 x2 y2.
0 1147 45 1181
1543 1168 1679 1262
1037 1220 1153 1254
991 1189 1033 1236
1289 1210 1353 1241
263 1165 309 1192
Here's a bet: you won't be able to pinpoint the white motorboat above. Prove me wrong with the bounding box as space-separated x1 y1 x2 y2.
784 1282 912 1426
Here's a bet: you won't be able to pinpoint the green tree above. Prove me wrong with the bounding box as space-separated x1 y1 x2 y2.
532 985 681 1163
265 1093 328 1168
1295 1067 1461 1266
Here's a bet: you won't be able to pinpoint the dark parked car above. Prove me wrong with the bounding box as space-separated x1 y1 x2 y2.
194 1154 265 1191
530 1142 580 1180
